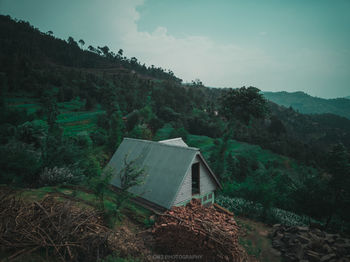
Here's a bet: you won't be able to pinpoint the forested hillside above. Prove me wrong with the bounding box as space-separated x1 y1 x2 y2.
1 14 350 254
263 91 350 119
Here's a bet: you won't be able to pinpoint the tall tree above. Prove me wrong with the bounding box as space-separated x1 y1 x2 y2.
219 86 269 125
78 39 85 48
215 86 269 177
324 143 350 228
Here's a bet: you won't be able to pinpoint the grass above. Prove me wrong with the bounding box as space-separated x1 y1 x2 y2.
2 185 152 262
154 125 315 185
153 124 174 141
14 185 153 227
5 94 105 136
155 125 296 168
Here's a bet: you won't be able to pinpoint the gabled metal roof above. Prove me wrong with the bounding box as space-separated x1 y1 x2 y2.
107 138 198 209
107 138 222 209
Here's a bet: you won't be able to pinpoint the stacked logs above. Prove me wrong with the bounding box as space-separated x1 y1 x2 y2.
152 199 248 262
0 191 111 262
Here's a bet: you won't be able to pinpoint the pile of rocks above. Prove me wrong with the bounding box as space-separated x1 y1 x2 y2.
152 199 248 262
271 224 350 261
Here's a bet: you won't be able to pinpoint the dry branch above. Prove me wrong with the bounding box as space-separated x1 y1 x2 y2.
0 190 112 261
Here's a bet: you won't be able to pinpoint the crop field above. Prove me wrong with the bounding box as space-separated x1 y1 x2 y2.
154 126 314 183
5 95 105 136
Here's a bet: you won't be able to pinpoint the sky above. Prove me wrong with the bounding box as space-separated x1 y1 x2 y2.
0 0 349 98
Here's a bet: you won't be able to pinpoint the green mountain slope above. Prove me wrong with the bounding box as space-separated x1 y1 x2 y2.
263 91 350 119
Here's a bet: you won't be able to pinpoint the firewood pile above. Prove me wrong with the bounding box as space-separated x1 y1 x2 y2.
0 191 111 261
152 199 248 262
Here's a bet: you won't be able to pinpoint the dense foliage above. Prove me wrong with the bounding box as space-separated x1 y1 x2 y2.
1 15 349 234
263 91 350 119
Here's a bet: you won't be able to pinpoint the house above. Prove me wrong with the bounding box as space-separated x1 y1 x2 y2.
106 137 222 210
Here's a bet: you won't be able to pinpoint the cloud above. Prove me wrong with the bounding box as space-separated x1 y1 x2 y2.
3 0 348 97
109 1 277 87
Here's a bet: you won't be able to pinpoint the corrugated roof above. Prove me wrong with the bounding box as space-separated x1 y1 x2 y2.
107 138 199 209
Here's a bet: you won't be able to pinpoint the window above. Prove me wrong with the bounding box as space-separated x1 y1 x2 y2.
191 163 200 195
208 193 212 199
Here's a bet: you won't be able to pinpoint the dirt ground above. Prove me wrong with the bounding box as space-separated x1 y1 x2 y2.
236 216 282 262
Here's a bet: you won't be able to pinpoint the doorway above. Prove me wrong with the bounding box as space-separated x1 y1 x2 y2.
191 163 200 195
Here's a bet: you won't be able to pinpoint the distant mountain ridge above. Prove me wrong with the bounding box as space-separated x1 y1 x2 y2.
263 91 350 119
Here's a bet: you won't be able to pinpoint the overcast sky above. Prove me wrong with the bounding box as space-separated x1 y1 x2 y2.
1 0 349 98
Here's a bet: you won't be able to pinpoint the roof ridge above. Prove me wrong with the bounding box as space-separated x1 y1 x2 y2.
124 137 199 151
159 137 183 142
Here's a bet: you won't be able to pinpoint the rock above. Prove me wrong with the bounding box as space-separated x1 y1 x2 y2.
325 234 336 244
296 226 309 232
322 243 333 254
335 238 346 245
305 250 321 262
320 253 336 262
270 248 282 256
297 234 310 244
272 239 284 248
270 224 350 262
289 242 304 260
275 232 284 241
311 228 326 238
286 226 299 233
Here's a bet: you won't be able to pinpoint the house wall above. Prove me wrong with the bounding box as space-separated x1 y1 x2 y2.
173 154 217 206
173 160 194 205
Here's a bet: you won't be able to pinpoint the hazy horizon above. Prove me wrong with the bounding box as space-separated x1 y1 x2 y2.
1 0 349 99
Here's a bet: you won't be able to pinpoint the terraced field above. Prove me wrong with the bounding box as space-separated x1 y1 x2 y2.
154 126 315 183
5 95 105 136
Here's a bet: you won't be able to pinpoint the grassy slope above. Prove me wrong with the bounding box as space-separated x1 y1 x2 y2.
263 91 350 119
6 96 294 261
154 126 308 182
16 185 153 226
5 94 105 136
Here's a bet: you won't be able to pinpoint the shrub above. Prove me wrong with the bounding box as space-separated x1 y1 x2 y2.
91 128 107 146
0 141 41 186
39 166 81 186
216 195 311 226
75 131 93 149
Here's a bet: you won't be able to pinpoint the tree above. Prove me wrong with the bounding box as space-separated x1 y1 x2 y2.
324 143 350 228
78 39 85 48
107 110 125 153
88 45 97 53
114 154 147 210
67 36 78 47
268 116 286 136
40 91 59 132
219 86 269 125
88 168 113 211
214 86 269 178
98 45 110 57
191 79 204 88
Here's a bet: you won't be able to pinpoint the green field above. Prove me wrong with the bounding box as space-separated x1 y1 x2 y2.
5 95 105 136
154 126 314 183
